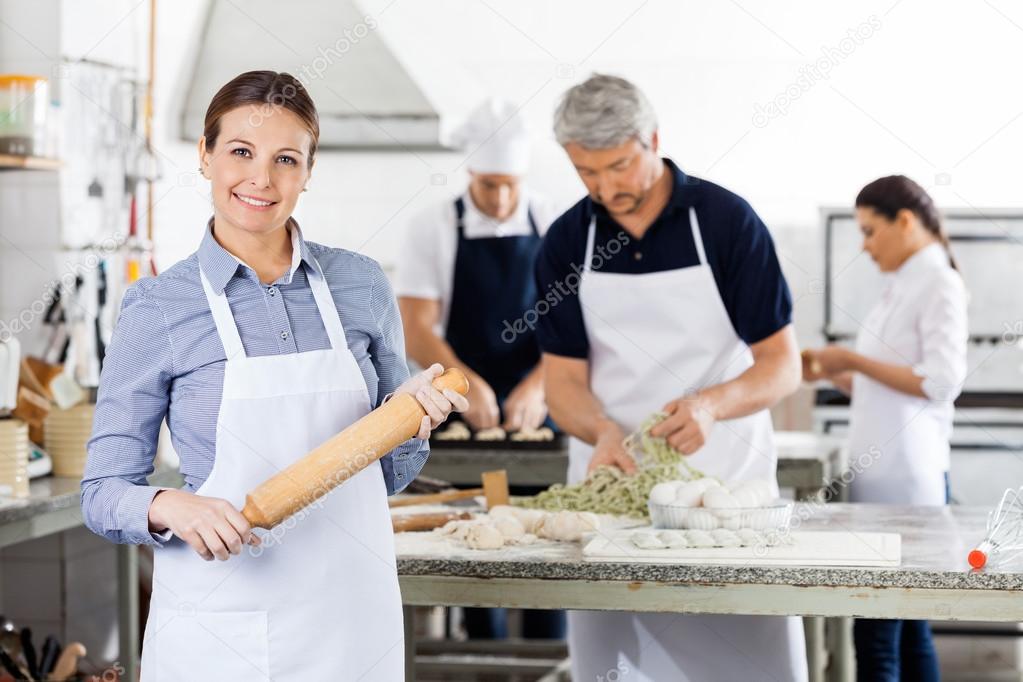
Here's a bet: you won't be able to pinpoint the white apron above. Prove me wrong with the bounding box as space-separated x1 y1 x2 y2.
140 258 404 681
567 207 807 682
847 277 948 505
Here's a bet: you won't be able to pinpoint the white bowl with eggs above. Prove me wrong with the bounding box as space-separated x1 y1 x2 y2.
646 478 793 531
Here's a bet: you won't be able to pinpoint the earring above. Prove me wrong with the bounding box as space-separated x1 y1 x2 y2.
302 187 308 192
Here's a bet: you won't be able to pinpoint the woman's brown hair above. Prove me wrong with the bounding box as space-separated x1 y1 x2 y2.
855 175 957 270
203 70 319 167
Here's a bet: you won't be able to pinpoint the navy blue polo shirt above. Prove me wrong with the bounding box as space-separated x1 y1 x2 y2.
534 159 792 359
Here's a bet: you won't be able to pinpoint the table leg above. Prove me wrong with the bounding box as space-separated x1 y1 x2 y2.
826 617 854 682
117 544 139 682
804 616 825 682
404 605 417 681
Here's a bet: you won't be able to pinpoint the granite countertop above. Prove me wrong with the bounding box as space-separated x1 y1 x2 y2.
0 469 182 526
397 503 1022 592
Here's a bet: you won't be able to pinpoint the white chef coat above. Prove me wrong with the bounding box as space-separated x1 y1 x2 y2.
847 243 968 504
393 188 560 332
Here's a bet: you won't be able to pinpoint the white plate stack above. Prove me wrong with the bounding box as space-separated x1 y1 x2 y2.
0 419 30 497
44 403 95 477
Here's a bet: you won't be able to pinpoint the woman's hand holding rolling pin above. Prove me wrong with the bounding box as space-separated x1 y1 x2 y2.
393 363 470 439
148 490 260 561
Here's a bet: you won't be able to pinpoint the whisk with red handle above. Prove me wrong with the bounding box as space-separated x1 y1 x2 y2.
968 486 1023 570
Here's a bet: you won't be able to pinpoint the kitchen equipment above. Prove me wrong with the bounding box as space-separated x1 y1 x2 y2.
0 339 19 415
19 629 36 681
968 486 1023 569
241 368 469 529
12 387 49 431
0 420 30 498
388 469 509 509
43 403 94 477
584 530 902 567
49 642 85 682
0 75 49 157
647 501 793 531
392 511 472 533
37 637 59 679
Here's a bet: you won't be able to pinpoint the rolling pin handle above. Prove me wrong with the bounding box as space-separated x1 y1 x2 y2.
432 368 470 396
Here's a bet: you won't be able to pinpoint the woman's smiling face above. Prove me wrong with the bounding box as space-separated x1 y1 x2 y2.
199 104 313 236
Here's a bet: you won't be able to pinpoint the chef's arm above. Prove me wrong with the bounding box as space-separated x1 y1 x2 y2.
845 354 926 398
543 353 620 444
699 325 801 420
398 297 464 370
398 296 500 429
829 371 854 396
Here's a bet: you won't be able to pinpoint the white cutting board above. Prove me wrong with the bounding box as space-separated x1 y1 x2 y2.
583 530 901 567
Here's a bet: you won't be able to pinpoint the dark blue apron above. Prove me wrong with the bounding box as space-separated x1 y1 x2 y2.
444 196 543 409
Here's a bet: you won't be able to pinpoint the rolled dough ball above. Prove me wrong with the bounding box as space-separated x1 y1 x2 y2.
631 531 665 550
515 533 538 545
489 505 546 534
702 487 739 510
536 511 600 542
492 515 526 540
475 426 507 441
465 523 505 550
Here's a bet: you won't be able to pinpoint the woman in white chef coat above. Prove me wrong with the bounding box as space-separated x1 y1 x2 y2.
81 71 467 681
804 175 967 682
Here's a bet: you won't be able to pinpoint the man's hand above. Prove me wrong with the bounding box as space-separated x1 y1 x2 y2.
502 375 548 432
461 372 500 431
649 394 717 455
394 363 470 439
587 421 637 475
148 489 259 561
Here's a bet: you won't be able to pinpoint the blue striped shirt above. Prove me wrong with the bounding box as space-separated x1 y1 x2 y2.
81 221 428 545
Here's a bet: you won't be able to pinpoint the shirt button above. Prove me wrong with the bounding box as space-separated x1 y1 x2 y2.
267 287 277 297
634 251 643 261
280 331 289 340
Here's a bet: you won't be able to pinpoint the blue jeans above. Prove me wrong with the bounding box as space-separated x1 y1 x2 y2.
853 472 949 681
854 619 940 681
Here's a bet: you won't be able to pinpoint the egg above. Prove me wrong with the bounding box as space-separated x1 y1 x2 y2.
649 482 680 506
702 487 739 509
673 481 707 507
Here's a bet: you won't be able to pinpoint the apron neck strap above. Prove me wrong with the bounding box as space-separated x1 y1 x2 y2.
688 207 707 265
583 215 597 272
198 255 349 361
199 268 246 360
306 256 349 350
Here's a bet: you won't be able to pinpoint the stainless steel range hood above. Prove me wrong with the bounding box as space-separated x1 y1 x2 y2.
181 0 446 149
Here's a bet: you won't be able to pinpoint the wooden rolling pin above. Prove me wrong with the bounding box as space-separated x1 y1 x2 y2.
241 368 469 529
392 511 472 533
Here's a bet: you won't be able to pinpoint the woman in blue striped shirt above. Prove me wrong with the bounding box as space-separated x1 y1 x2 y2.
81 71 466 681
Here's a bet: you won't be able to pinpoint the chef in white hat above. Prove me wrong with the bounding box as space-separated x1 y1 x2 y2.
396 99 561 434
395 98 564 639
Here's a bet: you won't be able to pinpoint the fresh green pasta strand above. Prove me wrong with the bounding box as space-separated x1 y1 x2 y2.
517 413 709 518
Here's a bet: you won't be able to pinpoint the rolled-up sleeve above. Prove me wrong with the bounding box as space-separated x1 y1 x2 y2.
368 264 429 494
81 285 175 545
913 272 968 403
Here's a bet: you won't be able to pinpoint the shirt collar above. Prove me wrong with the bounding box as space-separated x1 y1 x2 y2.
462 186 532 235
198 218 314 294
591 157 690 226
894 242 948 285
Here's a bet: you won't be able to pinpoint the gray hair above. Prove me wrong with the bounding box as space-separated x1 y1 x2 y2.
553 74 658 149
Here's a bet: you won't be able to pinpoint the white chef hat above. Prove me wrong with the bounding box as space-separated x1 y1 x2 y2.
449 98 530 176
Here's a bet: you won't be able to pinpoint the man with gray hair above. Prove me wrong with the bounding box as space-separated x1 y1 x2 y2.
535 74 808 680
